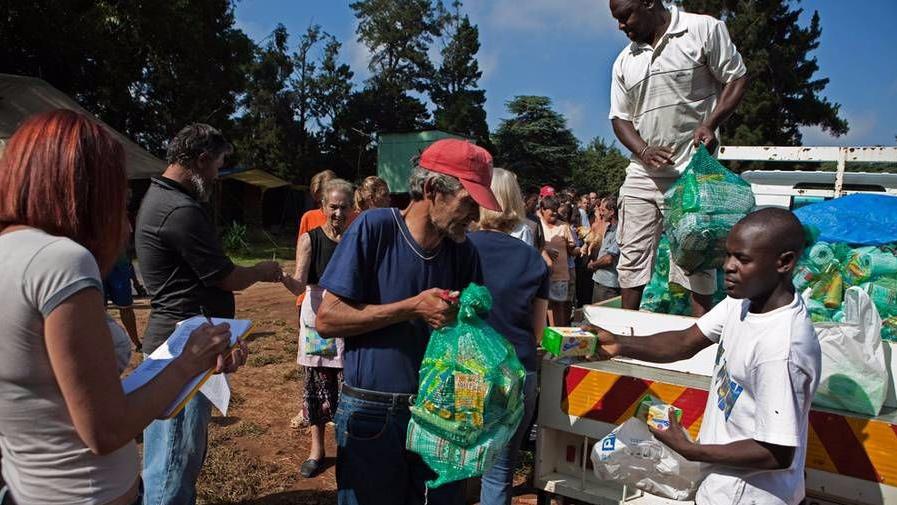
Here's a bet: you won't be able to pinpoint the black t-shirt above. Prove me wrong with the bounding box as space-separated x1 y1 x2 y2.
467 230 550 372
307 227 338 285
135 177 236 353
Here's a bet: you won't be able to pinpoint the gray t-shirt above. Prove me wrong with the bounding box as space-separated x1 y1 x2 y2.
592 223 620 288
0 228 138 505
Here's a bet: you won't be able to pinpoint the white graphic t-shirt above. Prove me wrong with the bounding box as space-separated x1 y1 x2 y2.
695 294 821 505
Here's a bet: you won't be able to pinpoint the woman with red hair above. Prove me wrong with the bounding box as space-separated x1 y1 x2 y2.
0 110 237 505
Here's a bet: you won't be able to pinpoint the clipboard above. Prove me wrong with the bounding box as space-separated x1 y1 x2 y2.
121 316 253 418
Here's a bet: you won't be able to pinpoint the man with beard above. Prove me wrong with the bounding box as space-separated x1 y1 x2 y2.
135 123 283 504
316 139 499 505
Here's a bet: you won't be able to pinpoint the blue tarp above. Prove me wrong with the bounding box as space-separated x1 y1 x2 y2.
793 194 897 245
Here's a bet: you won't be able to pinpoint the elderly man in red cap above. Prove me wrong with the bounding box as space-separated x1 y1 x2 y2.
316 139 499 505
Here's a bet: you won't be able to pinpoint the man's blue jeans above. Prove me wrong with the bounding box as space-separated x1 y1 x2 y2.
142 393 212 505
334 390 462 505
480 372 539 505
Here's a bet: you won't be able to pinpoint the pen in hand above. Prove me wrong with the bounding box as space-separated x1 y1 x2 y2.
200 305 215 327
200 306 243 372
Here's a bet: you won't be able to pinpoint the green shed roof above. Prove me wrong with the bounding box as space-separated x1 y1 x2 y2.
377 130 467 192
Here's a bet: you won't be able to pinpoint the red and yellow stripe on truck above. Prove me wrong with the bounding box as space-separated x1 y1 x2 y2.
561 365 897 485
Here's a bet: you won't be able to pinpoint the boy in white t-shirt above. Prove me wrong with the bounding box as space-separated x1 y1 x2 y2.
586 208 821 505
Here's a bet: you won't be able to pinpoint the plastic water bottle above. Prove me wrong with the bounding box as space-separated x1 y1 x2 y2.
864 278 897 318
793 263 819 291
809 243 835 268
824 271 844 309
863 249 897 278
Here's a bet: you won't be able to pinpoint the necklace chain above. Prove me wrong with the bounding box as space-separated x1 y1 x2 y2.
393 209 440 261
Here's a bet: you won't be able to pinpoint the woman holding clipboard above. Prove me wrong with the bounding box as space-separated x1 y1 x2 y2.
0 110 245 505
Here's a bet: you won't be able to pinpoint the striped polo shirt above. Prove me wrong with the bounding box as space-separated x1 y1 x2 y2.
609 5 746 199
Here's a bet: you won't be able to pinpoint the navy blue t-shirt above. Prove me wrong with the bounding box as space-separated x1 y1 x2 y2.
319 208 482 393
468 230 550 372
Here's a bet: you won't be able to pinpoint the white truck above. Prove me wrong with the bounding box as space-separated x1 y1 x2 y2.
534 146 897 505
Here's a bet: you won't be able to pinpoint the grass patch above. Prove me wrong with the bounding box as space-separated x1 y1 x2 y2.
227 420 268 439
282 367 301 383
197 445 288 503
230 390 246 407
248 353 282 367
229 236 296 268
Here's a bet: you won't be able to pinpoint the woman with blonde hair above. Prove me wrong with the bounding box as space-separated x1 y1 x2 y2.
467 167 549 505
354 175 391 212
478 167 535 247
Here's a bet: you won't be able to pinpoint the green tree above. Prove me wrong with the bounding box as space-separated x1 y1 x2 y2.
311 32 358 178
311 34 355 133
233 25 301 180
572 138 629 196
430 1 490 147
493 96 580 187
350 0 441 131
679 0 848 146
0 0 254 154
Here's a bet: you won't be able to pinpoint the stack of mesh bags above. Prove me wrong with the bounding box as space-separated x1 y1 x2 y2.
796 238 897 340
640 234 728 316
663 145 755 274
406 283 525 488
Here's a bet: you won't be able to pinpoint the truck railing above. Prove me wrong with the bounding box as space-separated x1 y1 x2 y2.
717 145 897 197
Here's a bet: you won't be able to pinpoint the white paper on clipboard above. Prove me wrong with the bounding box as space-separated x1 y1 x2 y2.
121 316 250 417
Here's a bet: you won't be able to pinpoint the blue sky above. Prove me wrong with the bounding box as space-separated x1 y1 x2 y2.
234 0 897 147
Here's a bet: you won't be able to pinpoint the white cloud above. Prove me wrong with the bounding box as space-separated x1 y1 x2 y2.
234 17 269 43
343 32 373 82
557 99 586 133
482 0 615 35
478 49 500 82
799 109 880 147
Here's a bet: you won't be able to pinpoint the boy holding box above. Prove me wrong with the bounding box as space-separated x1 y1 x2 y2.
586 208 821 505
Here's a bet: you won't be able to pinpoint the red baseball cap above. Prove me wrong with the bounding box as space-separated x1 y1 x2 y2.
418 139 501 212
540 185 556 198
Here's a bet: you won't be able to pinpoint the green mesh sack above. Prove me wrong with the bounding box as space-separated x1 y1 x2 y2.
664 145 755 273
407 283 525 487
639 235 692 316
406 417 514 489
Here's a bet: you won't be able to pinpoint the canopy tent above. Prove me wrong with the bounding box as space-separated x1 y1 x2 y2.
218 167 291 189
0 73 165 179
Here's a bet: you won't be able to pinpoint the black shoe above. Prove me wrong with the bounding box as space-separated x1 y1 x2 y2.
300 458 322 478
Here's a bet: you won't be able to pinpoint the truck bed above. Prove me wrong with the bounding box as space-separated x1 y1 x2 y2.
535 305 897 505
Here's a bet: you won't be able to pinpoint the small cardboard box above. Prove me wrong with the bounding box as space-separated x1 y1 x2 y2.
634 395 683 430
542 327 597 357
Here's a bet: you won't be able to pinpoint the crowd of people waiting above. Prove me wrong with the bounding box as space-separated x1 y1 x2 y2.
0 109 622 505
0 2 821 505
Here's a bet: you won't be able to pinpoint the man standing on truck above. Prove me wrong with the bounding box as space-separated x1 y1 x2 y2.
608 0 748 315
588 208 821 505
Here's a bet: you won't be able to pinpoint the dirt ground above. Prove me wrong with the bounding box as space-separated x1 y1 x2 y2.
115 266 546 505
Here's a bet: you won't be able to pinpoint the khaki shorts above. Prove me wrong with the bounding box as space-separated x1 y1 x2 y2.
616 194 716 296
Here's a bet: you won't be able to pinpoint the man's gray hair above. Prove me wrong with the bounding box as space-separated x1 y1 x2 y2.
408 166 462 201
